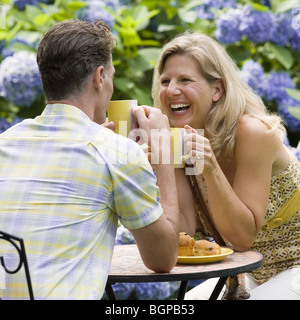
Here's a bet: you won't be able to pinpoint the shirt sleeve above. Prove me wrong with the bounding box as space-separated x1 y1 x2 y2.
109 140 163 230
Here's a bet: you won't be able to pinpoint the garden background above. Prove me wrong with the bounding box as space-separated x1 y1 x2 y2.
0 0 300 299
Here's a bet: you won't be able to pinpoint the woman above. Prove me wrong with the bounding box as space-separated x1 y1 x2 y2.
152 32 300 299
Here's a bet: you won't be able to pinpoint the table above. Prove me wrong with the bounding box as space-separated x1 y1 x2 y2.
105 244 264 300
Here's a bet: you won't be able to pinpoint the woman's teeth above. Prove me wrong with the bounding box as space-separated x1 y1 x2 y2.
170 104 190 111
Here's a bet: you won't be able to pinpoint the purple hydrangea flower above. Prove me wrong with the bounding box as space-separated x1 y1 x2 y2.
290 32 300 51
0 51 43 107
278 106 300 132
115 225 135 245
260 0 271 7
263 71 295 104
13 0 38 10
0 117 24 134
239 59 267 97
239 5 275 43
290 9 300 51
270 12 295 46
194 0 237 21
215 7 243 44
111 283 135 300
1 34 39 59
78 0 118 29
135 282 172 300
0 40 5 56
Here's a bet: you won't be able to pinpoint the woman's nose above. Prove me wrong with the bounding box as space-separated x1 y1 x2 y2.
167 80 181 96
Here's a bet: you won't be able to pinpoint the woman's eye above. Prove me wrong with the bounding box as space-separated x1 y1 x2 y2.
160 79 169 85
181 78 191 83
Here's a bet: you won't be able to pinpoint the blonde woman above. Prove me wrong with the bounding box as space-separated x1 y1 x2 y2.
152 32 300 300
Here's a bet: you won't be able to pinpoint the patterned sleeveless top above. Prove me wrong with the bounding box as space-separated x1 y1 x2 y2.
194 150 300 285
250 152 300 284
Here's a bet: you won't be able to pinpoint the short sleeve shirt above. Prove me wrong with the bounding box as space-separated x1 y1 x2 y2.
0 104 163 299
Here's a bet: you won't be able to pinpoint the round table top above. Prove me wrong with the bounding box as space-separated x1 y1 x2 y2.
108 244 264 283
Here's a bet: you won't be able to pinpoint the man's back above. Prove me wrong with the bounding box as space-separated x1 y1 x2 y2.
0 104 162 299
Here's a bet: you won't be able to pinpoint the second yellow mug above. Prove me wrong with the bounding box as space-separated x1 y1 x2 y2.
107 100 138 137
170 128 188 168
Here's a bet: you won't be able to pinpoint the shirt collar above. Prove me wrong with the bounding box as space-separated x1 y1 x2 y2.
42 104 92 122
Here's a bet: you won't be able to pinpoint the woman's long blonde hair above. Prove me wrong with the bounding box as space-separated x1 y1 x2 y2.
152 32 286 159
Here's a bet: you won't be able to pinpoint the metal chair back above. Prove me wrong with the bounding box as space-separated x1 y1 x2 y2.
0 231 34 300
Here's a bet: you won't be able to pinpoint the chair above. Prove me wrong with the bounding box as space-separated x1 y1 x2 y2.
0 231 34 300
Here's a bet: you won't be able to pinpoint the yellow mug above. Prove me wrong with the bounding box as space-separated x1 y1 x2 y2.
170 128 188 168
107 100 138 137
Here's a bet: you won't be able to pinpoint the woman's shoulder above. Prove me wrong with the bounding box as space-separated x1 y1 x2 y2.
235 116 290 175
236 115 271 138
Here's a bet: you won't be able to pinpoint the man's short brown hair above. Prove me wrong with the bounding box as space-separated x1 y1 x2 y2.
37 19 114 101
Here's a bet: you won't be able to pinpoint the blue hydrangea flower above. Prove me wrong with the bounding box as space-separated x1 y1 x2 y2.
239 59 267 97
270 12 295 47
0 117 24 134
13 0 38 10
115 225 135 245
239 5 275 43
215 7 243 44
111 283 135 300
259 0 271 7
0 40 5 56
278 106 300 132
290 11 300 52
290 32 300 51
78 0 118 29
1 34 39 59
263 71 295 104
0 51 43 107
194 0 236 21
135 282 172 300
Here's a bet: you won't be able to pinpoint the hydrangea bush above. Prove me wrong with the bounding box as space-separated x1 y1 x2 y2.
0 0 300 299
0 0 299 147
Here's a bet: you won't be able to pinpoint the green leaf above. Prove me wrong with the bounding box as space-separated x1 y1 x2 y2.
226 45 252 64
178 8 197 23
286 88 300 102
183 0 205 11
33 14 53 26
138 48 162 67
268 43 294 70
132 86 153 106
288 106 300 121
114 77 135 93
248 2 270 12
17 31 42 44
66 1 87 13
157 24 177 32
275 0 300 13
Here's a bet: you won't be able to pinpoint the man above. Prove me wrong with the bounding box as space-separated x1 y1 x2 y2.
0 20 179 299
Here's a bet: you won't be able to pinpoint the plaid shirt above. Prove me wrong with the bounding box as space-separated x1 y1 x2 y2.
0 104 162 300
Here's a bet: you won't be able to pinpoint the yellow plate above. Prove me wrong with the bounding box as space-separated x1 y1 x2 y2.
177 248 233 264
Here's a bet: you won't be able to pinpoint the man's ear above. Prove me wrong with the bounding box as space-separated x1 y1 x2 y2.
212 79 224 103
93 66 105 91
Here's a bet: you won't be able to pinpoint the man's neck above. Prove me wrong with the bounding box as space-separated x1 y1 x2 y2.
46 99 94 121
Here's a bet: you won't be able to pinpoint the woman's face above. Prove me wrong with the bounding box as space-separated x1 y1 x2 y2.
159 54 222 129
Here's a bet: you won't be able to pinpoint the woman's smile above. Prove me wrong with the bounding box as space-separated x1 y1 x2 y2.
159 54 218 129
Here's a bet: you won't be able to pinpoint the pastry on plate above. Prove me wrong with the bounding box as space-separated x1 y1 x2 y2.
178 232 195 256
194 239 221 256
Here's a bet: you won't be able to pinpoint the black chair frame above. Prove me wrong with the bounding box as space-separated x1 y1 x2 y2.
0 231 34 300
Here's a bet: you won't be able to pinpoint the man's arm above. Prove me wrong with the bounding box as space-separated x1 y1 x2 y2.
129 107 180 273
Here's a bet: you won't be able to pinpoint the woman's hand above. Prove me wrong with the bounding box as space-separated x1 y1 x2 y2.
100 118 115 131
130 106 172 166
184 125 217 175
